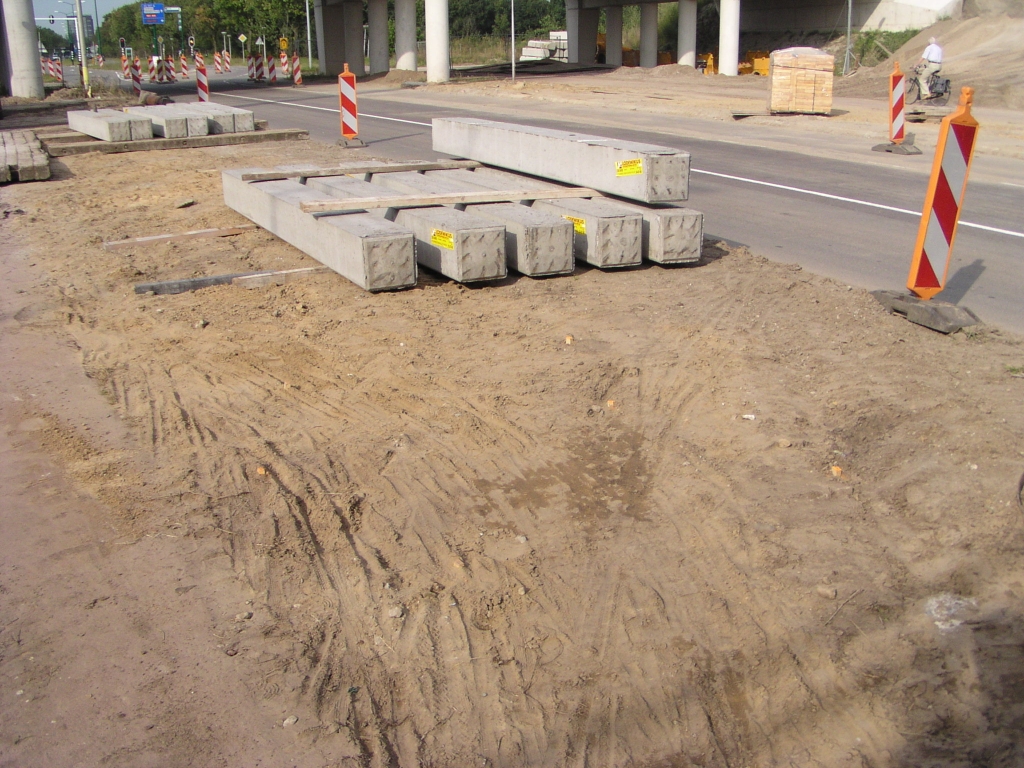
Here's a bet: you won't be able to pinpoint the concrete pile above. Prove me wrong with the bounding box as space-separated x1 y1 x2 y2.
66 104 255 142
549 31 569 62
0 130 50 183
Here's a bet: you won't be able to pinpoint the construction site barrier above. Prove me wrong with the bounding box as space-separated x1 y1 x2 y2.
54 59 63 82
97 54 105 67
131 57 142 96
339 63 358 139
890 61 906 144
196 53 209 101
164 57 176 82
122 54 130 79
214 51 222 74
223 50 231 72
280 51 290 75
255 54 265 81
907 87 980 300
247 55 254 80
268 56 276 83
180 53 189 79
292 54 302 86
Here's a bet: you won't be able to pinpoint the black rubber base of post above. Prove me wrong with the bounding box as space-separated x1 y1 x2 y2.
871 290 982 334
337 137 366 148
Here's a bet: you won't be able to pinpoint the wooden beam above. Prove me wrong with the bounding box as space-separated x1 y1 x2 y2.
240 160 482 182
43 128 309 157
299 187 602 214
104 225 258 250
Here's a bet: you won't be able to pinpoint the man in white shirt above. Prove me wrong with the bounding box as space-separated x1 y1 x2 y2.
915 37 943 98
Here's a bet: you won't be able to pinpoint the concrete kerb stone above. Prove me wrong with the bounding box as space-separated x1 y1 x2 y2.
432 118 690 203
378 170 574 277
305 175 507 284
185 103 255 133
221 169 416 292
124 106 190 139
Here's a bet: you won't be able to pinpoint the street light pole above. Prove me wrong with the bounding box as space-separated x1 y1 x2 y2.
305 0 313 71
73 0 90 93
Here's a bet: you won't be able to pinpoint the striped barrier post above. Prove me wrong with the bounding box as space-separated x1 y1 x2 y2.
247 55 254 80
223 50 231 72
122 54 130 79
280 51 289 75
54 58 63 83
97 54 105 67
47 58 55 77
41 57 46 76
180 53 189 79
165 57 177 82
872 61 922 155
131 57 142 96
907 87 980 300
255 54 265 81
338 63 364 146
214 51 223 73
195 53 209 101
292 53 302 86
268 56 276 83
156 57 165 82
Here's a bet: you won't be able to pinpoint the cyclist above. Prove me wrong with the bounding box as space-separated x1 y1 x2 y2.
915 37 943 99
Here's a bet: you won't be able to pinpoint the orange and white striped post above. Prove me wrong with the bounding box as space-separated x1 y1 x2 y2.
180 53 189 79
54 58 63 82
165 56 176 82
291 53 302 86
223 49 232 71
121 54 130 79
195 52 209 101
889 61 905 144
268 55 276 83
214 50 223 73
131 57 142 96
339 63 358 140
97 54 105 67
907 87 980 300
280 51 290 75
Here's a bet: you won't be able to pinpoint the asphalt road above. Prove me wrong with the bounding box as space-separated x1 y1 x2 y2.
194 76 1022 333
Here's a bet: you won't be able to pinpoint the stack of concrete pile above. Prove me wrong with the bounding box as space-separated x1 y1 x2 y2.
519 39 557 62
1 130 50 183
549 31 569 62
122 104 254 138
221 120 702 293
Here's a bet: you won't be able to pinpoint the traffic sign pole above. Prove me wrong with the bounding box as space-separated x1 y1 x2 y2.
906 87 980 300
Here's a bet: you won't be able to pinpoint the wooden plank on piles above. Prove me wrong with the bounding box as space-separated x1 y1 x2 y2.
298 186 603 214
240 160 482 182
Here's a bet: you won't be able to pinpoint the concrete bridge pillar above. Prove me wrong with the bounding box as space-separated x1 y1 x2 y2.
314 0 364 76
566 0 599 64
677 0 697 67
395 0 417 70
604 6 622 67
2 0 46 97
368 0 389 73
719 0 740 75
425 0 450 81
639 2 658 67
343 1 365 74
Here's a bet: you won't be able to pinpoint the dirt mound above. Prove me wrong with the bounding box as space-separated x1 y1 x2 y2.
835 14 1024 109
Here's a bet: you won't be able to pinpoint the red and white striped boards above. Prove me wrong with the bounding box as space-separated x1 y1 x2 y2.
907 87 980 300
339 63 358 140
195 52 209 101
889 61 905 144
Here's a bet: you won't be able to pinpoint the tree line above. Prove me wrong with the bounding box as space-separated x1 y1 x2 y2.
98 0 566 59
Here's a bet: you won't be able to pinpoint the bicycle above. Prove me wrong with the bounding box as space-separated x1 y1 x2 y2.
906 67 952 106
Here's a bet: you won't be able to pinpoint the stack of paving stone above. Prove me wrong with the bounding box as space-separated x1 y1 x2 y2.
222 120 703 293
519 39 557 62
0 130 51 183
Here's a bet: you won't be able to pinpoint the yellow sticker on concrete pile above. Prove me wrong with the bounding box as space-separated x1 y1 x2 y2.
430 228 455 250
563 215 587 235
615 158 644 177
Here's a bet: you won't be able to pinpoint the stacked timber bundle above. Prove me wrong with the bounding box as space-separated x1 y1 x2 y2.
767 47 834 115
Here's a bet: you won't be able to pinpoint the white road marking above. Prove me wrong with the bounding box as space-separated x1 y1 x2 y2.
217 92 1024 240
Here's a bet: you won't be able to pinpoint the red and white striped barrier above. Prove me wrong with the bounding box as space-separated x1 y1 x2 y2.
247 55 254 80
180 53 189 79
131 57 142 96
164 57 176 82
54 58 63 82
268 56 276 83
889 61 905 144
195 53 209 101
223 50 231 72
255 54 265 81
122 54 130 79
280 51 290 75
148 56 156 82
47 58 56 77
292 53 302 86
907 87 980 300
214 51 222 73
339 63 358 140
41 57 46 76
97 54 105 67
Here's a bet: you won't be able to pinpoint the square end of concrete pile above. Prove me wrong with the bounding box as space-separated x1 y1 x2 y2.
431 118 690 204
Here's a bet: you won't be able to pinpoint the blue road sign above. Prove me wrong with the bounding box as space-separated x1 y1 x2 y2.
141 3 165 25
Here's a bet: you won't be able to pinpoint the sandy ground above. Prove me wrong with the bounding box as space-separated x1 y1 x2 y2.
3 134 1024 767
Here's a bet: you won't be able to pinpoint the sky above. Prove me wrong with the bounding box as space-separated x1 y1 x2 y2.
32 0 125 36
